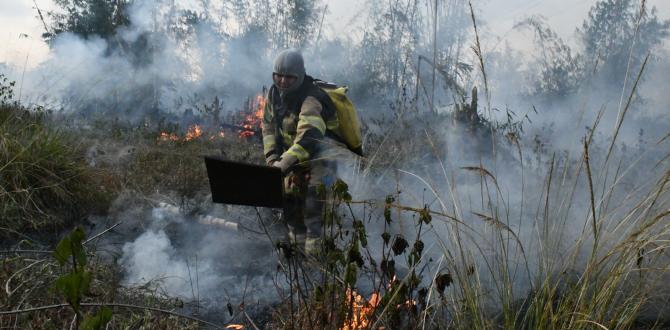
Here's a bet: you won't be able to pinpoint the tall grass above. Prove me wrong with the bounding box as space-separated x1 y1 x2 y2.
269 70 669 329
0 102 106 236
272 115 668 329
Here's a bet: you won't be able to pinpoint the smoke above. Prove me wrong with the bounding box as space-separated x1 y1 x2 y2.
3 0 669 320
341 107 667 312
118 203 280 314
333 2 670 298
13 0 275 122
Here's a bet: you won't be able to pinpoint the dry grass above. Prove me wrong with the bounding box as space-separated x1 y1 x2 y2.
1 50 668 329
1 104 667 328
0 104 111 237
268 61 669 328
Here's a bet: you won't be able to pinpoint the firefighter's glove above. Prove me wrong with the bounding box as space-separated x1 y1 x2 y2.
273 154 298 175
266 154 280 167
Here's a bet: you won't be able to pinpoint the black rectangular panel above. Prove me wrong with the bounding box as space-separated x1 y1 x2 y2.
204 156 284 208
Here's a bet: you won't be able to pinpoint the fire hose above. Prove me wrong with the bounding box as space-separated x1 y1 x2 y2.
157 202 239 232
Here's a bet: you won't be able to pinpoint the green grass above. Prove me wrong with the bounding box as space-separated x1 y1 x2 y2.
0 105 110 236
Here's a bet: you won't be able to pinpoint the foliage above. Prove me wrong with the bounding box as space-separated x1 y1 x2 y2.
353 1 422 104
272 124 670 329
53 227 113 329
511 1 669 103
0 235 199 328
517 17 583 99
53 229 89 309
274 178 440 329
579 0 670 84
227 0 324 49
284 0 322 49
44 0 131 42
0 74 16 106
0 84 110 236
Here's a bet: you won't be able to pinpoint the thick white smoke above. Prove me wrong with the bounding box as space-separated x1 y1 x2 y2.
14 0 275 120
119 204 280 311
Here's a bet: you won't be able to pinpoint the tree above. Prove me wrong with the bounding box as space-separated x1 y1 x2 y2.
352 0 422 106
578 0 670 85
284 0 320 48
517 16 582 100
44 0 131 42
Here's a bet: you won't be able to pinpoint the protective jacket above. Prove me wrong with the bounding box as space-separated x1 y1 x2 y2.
261 75 339 168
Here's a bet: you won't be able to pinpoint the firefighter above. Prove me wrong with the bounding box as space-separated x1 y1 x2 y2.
261 49 350 256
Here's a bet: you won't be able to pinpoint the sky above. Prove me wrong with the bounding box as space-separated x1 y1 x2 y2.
1 0 669 69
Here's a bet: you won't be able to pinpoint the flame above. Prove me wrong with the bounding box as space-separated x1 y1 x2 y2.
184 124 203 141
341 289 380 330
158 125 224 142
225 325 244 330
238 93 265 138
210 130 226 140
340 277 417 330
158 132 179 141
387 276 416 309
402 298 417 309
254 94 265 127
157 91 265 141
254 94 265 114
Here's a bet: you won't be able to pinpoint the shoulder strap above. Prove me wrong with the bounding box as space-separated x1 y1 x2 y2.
269 85 281 112
305 76 336 118
268 85 286 151
312 79 339 89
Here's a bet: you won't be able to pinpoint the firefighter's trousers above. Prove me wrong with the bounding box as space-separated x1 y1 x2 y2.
281 138 355 252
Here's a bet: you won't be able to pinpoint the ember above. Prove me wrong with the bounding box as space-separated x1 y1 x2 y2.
156 91 264 141
184 124 203 141
238 93 265 138
157 125 225 142
158 132 179 141
341 289 380 330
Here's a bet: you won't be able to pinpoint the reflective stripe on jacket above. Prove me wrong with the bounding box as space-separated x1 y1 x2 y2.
261 76 336 166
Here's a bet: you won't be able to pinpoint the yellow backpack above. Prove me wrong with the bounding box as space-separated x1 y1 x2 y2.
314 80 363 156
